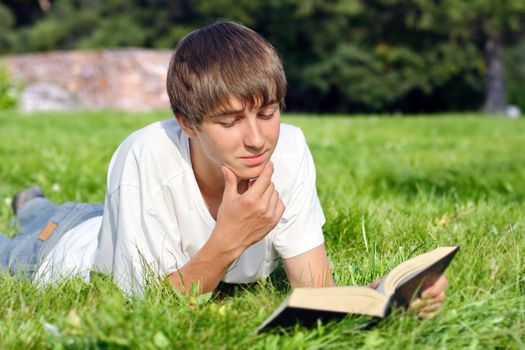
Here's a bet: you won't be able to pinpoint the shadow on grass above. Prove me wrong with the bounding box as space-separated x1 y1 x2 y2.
216 263 290 298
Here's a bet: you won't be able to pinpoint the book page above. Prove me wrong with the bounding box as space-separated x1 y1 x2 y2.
382 246 459 306
288 286 388 318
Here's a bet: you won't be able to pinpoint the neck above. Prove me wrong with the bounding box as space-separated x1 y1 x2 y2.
189 140 224 199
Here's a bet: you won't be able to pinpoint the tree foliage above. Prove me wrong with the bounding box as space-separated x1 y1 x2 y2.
0 0 524 113
409 0 525 112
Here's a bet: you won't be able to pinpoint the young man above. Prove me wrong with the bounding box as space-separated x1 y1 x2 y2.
0 21 446 319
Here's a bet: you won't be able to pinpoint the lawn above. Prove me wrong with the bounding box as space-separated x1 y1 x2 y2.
0 111 524 349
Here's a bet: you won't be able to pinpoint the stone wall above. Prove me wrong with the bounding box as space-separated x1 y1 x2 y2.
1 49 173 111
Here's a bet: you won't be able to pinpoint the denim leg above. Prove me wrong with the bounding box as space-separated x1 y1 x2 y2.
0 197 61 273
0 233 11 267
7 200 103 277
17 197 60 237
0 233 10 247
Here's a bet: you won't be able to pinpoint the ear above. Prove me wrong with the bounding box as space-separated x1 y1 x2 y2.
175 114 198 138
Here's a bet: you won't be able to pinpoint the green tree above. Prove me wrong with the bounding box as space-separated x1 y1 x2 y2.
0 3 16 54
415 0 525 113
503 40 525 111
1 0 524 113
270 0 484 112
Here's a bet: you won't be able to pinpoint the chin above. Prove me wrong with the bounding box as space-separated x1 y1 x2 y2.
234 164 267 180
236 169 264 180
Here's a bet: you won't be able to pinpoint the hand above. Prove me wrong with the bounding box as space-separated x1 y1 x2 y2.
214 161 285 254
368 278 383 290
408 275 448 319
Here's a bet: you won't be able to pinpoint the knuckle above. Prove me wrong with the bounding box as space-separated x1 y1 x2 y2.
257 201 268 214
243 196 255 208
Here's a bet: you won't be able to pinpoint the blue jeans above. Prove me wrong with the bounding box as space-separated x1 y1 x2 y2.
0 197 103 277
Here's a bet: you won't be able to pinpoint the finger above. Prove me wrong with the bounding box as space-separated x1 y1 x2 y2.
259 182 275 209
221 166 239 198
422 276 448 298
408 298 424 313
418 311 438 320
420 301 443 314
263 190 280 224
408 297 436 313
267 189 279 215
246 161 274 198
422 291 446 304
275 198 285 220
412 296 445 315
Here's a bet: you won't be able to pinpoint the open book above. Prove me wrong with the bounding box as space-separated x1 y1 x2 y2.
258 245 460 332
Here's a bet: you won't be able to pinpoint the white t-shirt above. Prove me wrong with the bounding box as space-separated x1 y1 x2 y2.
38 119 325 294
35 216 102 285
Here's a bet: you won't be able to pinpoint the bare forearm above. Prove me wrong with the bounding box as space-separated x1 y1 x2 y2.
288 263 335 288
167 229 241 294
283 244 336 288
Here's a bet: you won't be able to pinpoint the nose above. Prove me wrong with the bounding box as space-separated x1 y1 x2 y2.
244 119 265 150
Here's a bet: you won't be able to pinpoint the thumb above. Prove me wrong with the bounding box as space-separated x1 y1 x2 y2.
221 165 238 197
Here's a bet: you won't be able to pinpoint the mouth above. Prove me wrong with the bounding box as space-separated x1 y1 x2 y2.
238 151 268 166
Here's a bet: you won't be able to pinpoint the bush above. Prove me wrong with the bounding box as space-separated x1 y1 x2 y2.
0 64 20 110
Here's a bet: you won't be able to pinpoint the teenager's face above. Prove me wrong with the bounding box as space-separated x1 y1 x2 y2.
185 98 281 180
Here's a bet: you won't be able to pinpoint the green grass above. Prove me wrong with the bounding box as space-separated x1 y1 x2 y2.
0 110 524 349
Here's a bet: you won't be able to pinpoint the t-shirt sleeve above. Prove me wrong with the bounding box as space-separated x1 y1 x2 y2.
272 130 325 259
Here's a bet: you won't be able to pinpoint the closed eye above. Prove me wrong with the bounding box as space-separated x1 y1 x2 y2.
258 112 275 119
217 117 241 128
258 105 279 119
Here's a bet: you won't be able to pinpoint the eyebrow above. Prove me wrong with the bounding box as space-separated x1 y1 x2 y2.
208 109 245 119
207 100 280 119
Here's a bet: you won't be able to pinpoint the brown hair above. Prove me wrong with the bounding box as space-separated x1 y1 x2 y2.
166 21 286 125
